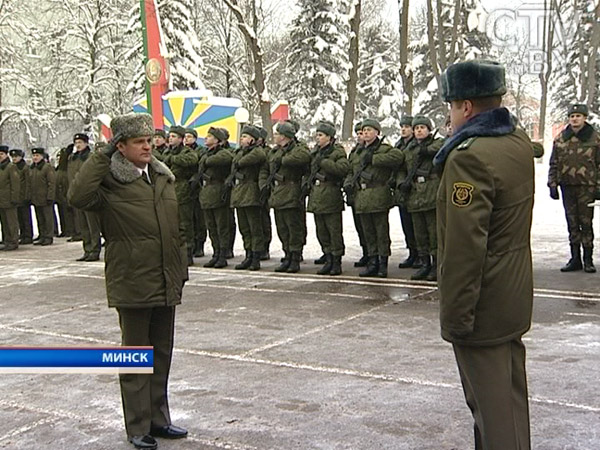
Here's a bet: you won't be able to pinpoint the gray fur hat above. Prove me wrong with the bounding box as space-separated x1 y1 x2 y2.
354 121 363 133
361 118 381 133
241 125 261 141
276 122 296 139
412 115 432 130
256 125 268 140
207 126 228 143
400 116 414 127
316 120 336 138
285 119 301 133
168 125 186 138
110 113 154 141
441 60 507 102
568 104 588 117
185 127 198 138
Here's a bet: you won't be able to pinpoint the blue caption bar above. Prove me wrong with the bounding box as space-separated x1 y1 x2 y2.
0 347 153 368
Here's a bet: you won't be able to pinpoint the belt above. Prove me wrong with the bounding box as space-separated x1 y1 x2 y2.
313 180 340 187
202 180 224 186
273 180 298 186
359 181 387 190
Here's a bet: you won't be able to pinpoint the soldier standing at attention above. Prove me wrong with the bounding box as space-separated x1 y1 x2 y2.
184 128 208 258
152 129 168 161
198 127 233 269
229 125 266 271
162 126 199 266
306 121 350 276
256 126 273 260
399 116 443 281
435 60 534 450
55 145 76 238
393 116 419 269
347 121 369 268
260 122 310 273
30 148 56 246
68 133 102 261
548 103 600 273
69 113 188 450
10 149 33 245
0 145 20 251
345 119 402 278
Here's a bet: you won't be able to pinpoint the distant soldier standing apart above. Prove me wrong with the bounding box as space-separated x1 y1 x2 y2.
260 122 310 273
0 145 20 251
347 121 369 267
10 149 33 244
305 121 350 275
30 147 56 246
436 60 534 450
548 103 600 273
55 145 76 238
162 126 199 266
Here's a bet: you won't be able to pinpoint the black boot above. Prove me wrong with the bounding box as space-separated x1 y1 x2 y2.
411 254 424 269
398 248 418 268
260 249 270 261
275 251 291 272
214 249 228 268
187 246 194 266
411 255 432 280
235 251 252 270
287 251 301 273
317 254 333 275
377 256 388 278
204 250 219 268
426 254 437 281
583 247 596 273
194 239 205 257
354 251 369 267
249 252 261 271
359 256 379 277
561 244 583 272
329 255 342 276
224 249 234 259
314 253 327 265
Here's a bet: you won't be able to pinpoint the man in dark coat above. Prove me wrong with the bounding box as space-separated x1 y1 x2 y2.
436 60 534 450
9 149 33 244
68 113 188 450
30 147 56 246
0 145 20 250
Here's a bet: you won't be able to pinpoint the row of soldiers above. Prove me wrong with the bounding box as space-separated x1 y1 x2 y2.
149 115 446 280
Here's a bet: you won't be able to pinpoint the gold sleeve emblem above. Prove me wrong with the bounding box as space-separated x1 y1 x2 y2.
452 182 474 207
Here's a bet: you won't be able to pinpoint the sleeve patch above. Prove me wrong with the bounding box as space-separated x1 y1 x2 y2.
452 182 474 207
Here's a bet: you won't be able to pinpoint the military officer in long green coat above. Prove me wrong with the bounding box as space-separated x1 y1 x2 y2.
0 145 20 251
9 149 33 244
30 147 56 246
347 122 369 268
306 121 350 276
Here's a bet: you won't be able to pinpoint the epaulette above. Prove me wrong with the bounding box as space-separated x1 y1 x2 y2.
457 137 477 151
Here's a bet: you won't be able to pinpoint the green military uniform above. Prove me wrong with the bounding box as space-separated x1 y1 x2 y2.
229 132 266 270
260 130 310 273
306 135 350 275
437 60 533 450
345 130 403 277
68 145 102 260
548 105 600 272
190 144 208 257
197 142 233 267
55 146 75 237
0 151 20 250
68 113 188 444
10 150 33 244
30 150 57 245
152 143 167 161
162 142 199 260
346 141 368 266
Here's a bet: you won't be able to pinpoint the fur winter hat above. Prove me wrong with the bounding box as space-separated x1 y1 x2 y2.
207 127 228 143
9 149 23 157
31 147 46 155
285 119 301 133
316 121 336 138
412 115 432 130
256 126 268 140
73 133 89 143
361 118 381 133
276 122 297 139
0 145 9 154
568 104 588 117
441 60 507 102
400 116 414 127
168 125 186 138
110 113 154 141
154 129 167 138
185 128 198 139
354 121 363 133
241 125 261 141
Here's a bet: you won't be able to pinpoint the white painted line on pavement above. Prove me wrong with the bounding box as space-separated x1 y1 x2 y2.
6 304 91 326
0 416 59 443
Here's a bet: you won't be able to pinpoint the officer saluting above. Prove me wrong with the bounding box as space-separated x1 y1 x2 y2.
435 60 534 450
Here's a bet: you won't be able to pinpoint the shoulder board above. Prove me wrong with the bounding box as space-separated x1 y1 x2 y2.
457 137 477 151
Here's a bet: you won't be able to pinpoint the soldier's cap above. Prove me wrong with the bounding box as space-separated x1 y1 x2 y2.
9 149 24 157
110 113 154 142
285 119 301 133
0 145 10 154
220 127 230 140
207 126 228 143
255 125 268 140
241 125 261 141
361 118 381 133
354 121 363 133
185 128 198 139
568 103 588 117
400 116 414 127
316 121 336 138
412 115 432 130
154 128 167 138
31 147 46 155
275 121 297 139
73 133 89 143
168 125 187 138
441 60 507 102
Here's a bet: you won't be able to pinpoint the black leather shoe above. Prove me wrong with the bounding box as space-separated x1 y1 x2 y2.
76 253 89 261
150 424 188 439
67 235 83 242
129 435 157 449
85 253 100 261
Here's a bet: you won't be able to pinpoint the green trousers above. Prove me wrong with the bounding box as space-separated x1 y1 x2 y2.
314 212 344 256
561 185 595 247
205 206 231 253
274 208 304 252
351 206 366 250
74 208 101 255
118 306 175 438
359 211 391 256
34 205 55 240
412 209 437 256
192 199 207 245
236 206 265 252
261 205 272 252
0 207 19 246
178 200 194 250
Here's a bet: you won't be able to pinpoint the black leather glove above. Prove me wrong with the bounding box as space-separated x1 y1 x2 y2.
65 143 74 155
399 181 412 193
103 133 123 158
549 186 559 200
